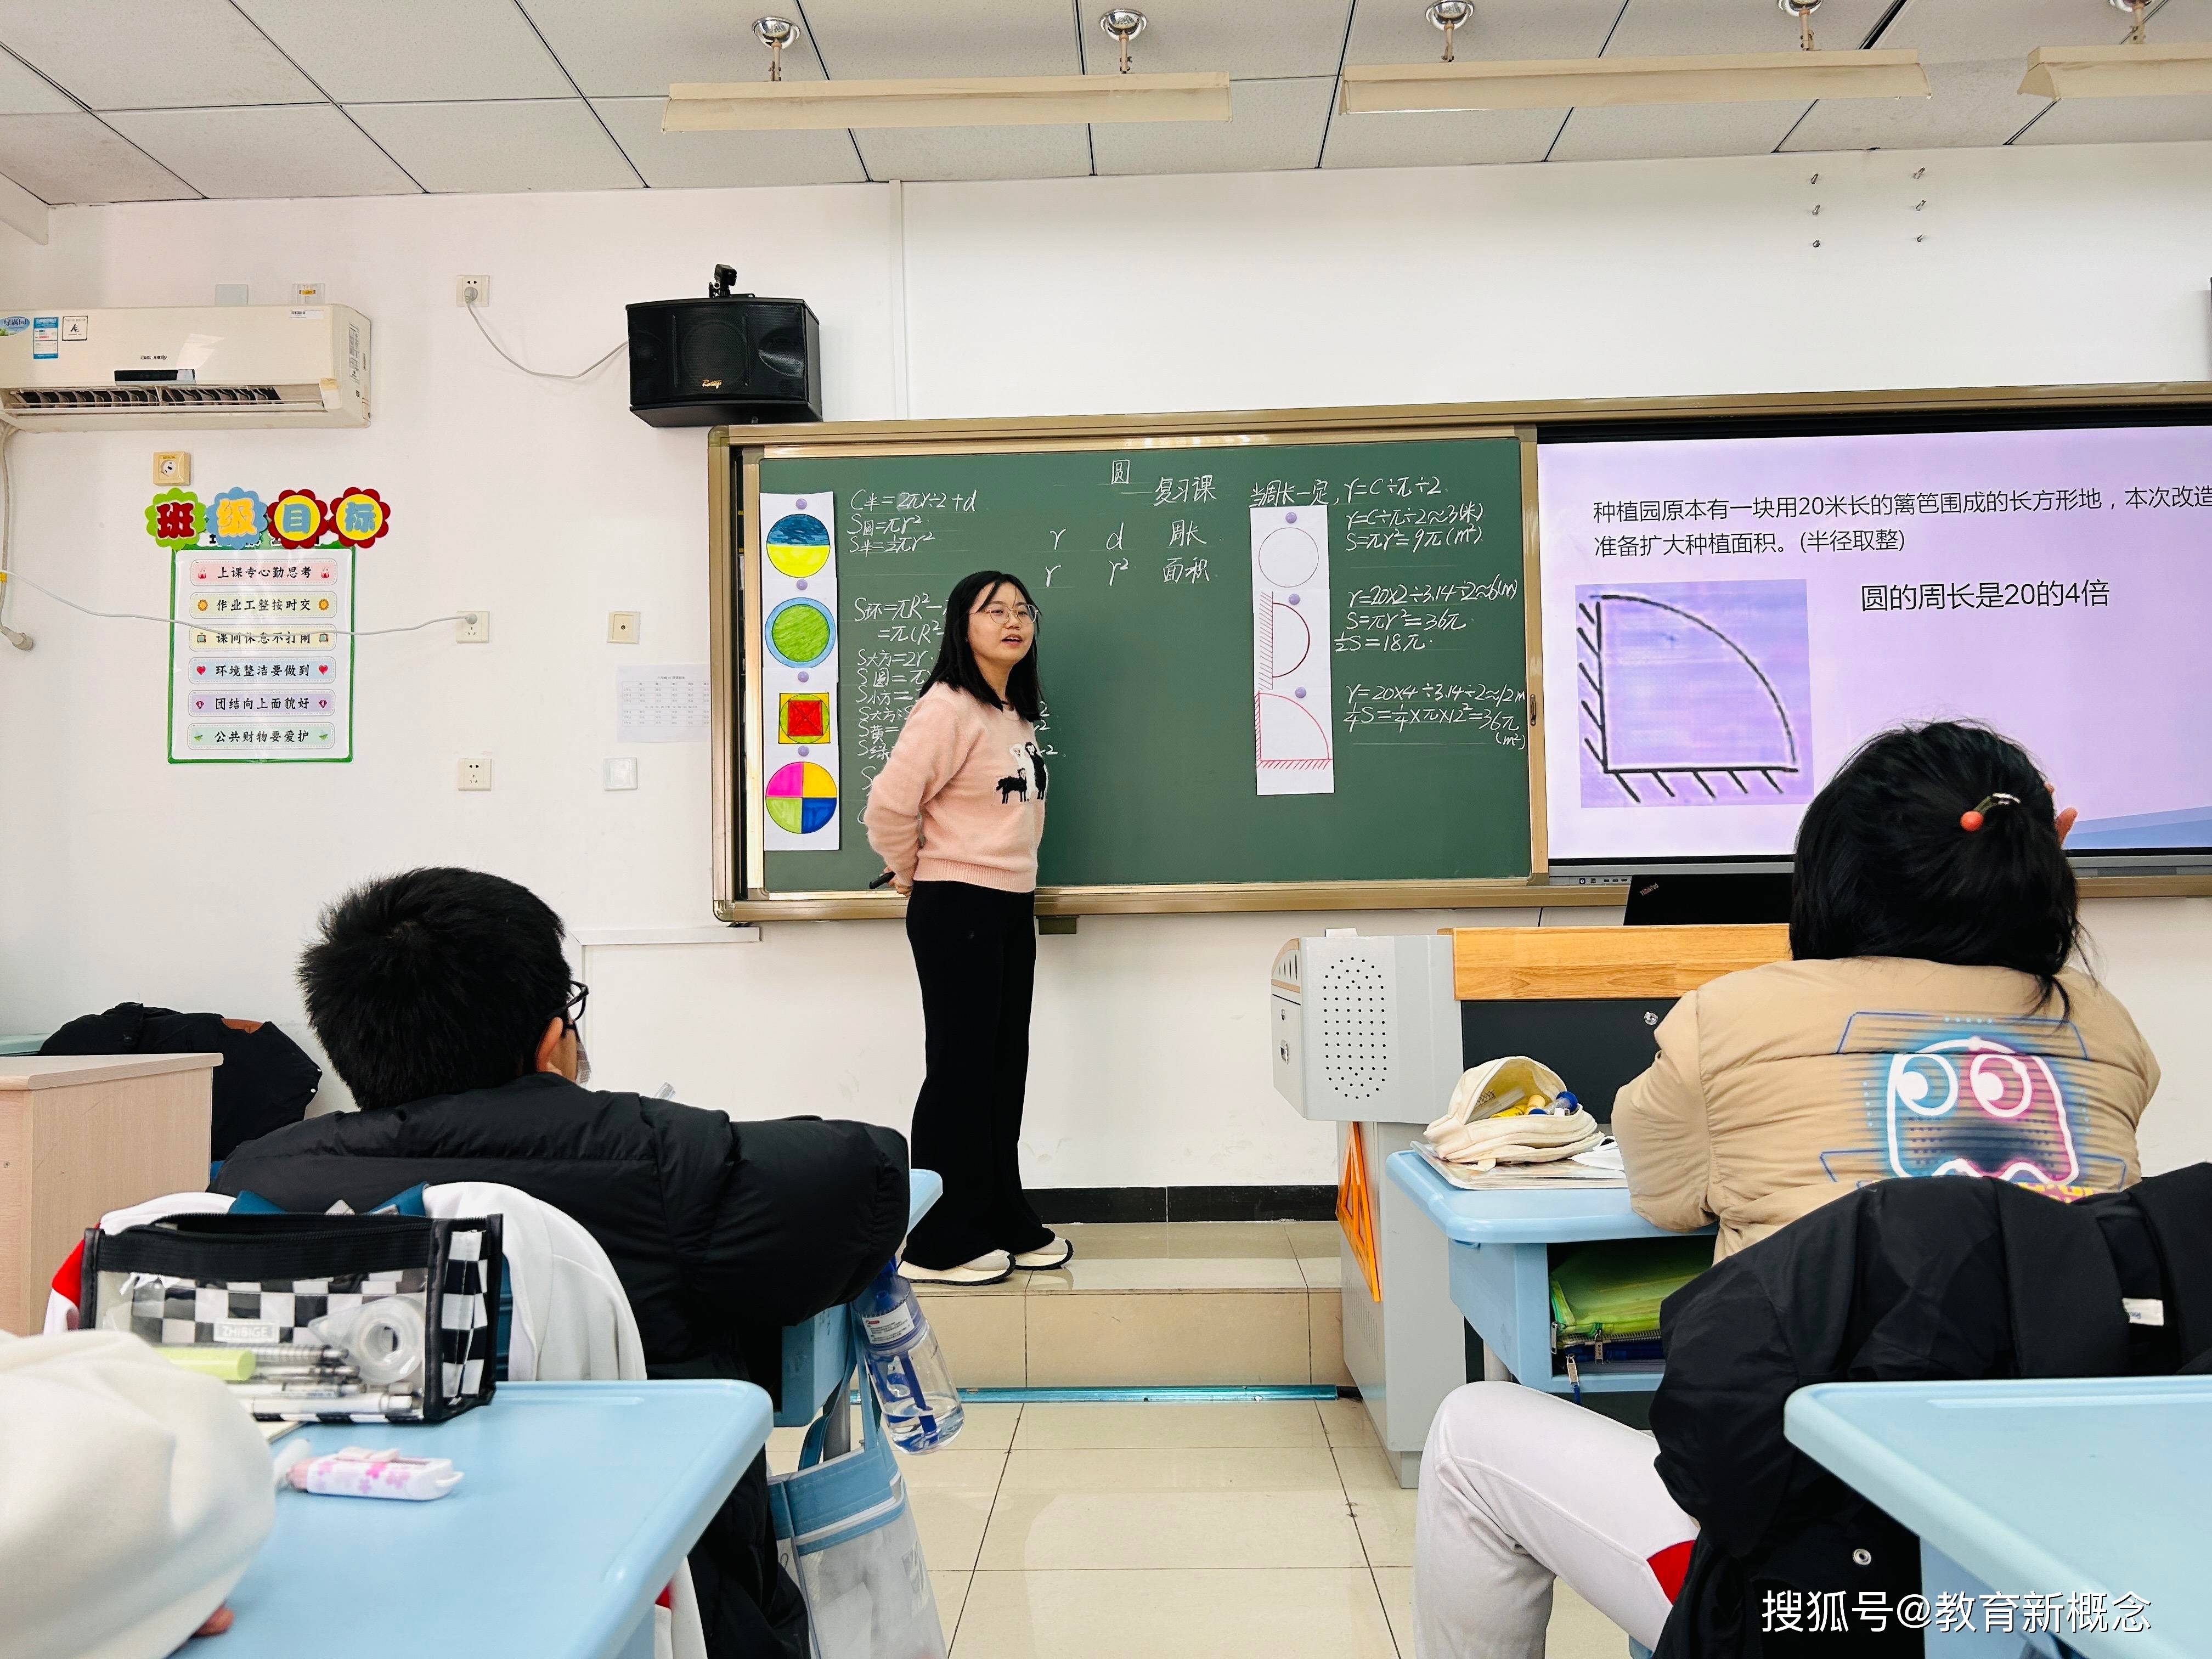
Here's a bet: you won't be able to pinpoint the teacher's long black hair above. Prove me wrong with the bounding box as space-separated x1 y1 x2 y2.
923 570 1045 724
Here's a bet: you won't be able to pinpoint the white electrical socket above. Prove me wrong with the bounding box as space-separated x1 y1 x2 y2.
456 610 490 644
152 452 190 486
603 757 639 791
607 611 640 644
456 275 490 308
458 758 493 792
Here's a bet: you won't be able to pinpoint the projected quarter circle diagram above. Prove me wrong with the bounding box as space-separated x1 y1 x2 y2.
766 597 836 669
1575 580 1813 808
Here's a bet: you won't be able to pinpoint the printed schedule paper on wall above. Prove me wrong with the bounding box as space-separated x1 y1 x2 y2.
1537 423 2212 863
168 548 354 762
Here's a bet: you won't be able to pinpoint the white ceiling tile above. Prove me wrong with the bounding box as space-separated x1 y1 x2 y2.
853 123 1092 181
1093 75 1333 174
1782 55 2042 150
1548 100 1812 162
1344 0 1625 65
231 0 572 103
346 99 640 193
1080 0 1353 80
104 104 419 199
1322 103 1567 168
517 0 828 98
0 46 72 114
591 97 867 187
2014 91 2212 144
0 0 320 109
805 0 1081 78
1601 0 1900 55
0 111 195 202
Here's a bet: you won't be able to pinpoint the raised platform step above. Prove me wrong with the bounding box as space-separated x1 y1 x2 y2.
916 1221 1352 1389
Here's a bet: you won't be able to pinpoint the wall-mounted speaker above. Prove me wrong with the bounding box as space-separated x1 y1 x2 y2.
625 294 821 427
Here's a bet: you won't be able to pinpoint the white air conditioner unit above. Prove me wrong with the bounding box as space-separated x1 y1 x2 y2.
0 304 371 430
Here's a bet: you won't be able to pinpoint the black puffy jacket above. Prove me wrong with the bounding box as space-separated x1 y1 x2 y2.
213 1073 911 1659
1650 1165 2212 1659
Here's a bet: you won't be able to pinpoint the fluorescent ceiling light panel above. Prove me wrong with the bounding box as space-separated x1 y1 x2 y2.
2019 43 2212 98
1339 50 1930 114
664 72 1231 132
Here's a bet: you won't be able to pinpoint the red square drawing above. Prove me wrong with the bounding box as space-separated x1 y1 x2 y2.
778 692 830 744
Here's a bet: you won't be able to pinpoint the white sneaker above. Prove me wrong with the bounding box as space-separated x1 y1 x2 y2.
899 1250 1012 1286
1011 1233 1073 1270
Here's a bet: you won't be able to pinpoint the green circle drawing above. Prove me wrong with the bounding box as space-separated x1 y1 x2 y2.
767 599 834 668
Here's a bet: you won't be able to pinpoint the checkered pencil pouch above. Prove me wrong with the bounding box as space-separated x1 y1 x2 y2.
82 1211 502 1424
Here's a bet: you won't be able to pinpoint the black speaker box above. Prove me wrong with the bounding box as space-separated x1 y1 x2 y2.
625 296 822 427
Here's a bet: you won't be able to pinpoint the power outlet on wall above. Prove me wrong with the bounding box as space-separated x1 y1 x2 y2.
456 275 490 308
152 452 190 486
607 611 640 644
456 610 490 644
458 757 493 792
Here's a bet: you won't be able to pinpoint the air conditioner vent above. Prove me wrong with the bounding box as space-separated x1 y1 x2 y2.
4 384 302 411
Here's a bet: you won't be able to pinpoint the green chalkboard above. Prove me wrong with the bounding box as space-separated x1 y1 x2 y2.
751 432 1531 895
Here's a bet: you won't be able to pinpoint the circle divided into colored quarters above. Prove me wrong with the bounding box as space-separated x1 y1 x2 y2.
766 512 832 578
766 760 837 836
766 597 836 668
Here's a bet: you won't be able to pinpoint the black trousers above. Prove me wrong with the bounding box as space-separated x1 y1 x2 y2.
902 880 1051 1268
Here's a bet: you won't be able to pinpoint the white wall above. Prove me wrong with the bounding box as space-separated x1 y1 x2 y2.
3 142 2209 1186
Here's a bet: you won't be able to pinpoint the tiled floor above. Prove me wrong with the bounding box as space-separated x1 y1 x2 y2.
914 1220 1352 1389
768 1396 1630 1659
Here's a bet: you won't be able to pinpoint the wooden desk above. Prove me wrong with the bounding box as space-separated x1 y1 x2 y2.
0 1053 219 1333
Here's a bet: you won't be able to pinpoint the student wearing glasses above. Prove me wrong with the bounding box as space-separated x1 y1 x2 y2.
213 867 911 1659
865 570 1067 1285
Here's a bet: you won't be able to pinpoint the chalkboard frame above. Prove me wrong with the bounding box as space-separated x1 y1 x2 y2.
708 383 2212 922
712 410 1548 919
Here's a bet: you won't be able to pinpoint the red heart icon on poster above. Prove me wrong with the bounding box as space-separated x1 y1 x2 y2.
317 664 329 674
194 665 206 675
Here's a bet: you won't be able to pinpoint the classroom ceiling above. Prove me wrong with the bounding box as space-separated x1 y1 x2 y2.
0 0 2207 206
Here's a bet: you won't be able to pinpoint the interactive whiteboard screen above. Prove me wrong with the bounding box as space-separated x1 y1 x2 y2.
1538 422 2212 865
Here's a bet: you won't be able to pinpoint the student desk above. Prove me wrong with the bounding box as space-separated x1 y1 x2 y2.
223 1380 772 1659
1386 1149 1714 1395
776 1167 942 1430
1786 1377 2211 1659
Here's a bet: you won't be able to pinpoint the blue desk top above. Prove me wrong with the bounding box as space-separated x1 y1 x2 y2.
1386 1148 1713 1244
1787 1377 2212 1659
223 1380 771 1659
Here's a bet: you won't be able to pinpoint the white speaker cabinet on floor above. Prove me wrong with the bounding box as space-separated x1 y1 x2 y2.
1271 933 1463 1487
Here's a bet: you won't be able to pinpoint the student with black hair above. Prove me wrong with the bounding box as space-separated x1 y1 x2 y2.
213 867 911 1659
1613 719 2158 1259
1410 721 2169 1659
863 570 1065 1285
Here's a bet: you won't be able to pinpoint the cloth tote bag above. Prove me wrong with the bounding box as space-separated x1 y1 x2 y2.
768 1372 944 1659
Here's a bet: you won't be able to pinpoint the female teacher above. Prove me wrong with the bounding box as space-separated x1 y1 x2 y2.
864 570 1068 1284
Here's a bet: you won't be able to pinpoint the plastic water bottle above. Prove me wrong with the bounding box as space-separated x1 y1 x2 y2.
854 1260 964 1453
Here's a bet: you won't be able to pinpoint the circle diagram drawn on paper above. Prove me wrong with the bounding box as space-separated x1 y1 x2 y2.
766 597 836 668
766 512 832 578
765 760 837 834
1267 601 1312 679
1256 525 1320 589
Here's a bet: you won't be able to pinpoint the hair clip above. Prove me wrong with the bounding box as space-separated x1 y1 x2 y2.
1960 792 2021 832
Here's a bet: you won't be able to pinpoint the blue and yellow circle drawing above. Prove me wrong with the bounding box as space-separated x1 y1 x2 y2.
766 761 837 835
766 597 836 668
765 512 831 578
